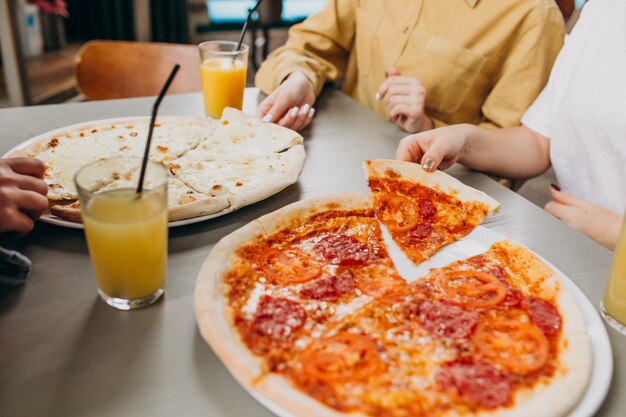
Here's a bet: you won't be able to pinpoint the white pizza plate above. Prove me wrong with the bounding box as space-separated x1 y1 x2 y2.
237 225 613 417
2 117 253 229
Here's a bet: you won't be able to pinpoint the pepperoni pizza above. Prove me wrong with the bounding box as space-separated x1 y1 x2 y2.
195 192 591 417
365 160 500 265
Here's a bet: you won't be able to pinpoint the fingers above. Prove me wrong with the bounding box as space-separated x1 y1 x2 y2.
544 201 570 221
12 174 48 196
16 189 49 217
3 157 46 178
377 76 421 101
419 141 447 171
261 91 294 124
256 92 275 119
389 104 414 123
396 135 425 163
0 208 35 234
277 104 316 131
549 184 582 206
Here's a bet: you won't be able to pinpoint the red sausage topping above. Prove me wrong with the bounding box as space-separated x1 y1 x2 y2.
417 300 478 340
501 288 523 308
300 270 356 301
522 297 562 336
314 234 372 266
408 222 433 239
436 359 511 409
251 296 306 339
418 199 437 219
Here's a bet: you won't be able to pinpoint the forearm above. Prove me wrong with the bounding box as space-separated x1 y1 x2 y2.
459 125 551 179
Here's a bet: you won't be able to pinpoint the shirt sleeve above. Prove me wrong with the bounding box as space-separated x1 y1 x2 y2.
254 0 358 96
476 5 565 130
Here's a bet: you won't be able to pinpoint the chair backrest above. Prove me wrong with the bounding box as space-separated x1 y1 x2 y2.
75 40 201 100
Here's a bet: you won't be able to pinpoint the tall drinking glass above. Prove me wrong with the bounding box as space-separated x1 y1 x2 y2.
199 40 249 118
602 215 626 334
75 157 168 310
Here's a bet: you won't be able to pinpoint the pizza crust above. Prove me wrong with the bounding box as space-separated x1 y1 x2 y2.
364 159 500 212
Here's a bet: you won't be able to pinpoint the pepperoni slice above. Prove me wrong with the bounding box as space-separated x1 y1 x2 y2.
471 310 549 375
418 300 479 340
314 234 373 266
300 270 356 301
522 297 562 336
418 199 437 219
436 359 511 409
262 247 322 284
298 332 384 383
408 222 433 239
354 264 406 297
435 270 507 308
375 193 420 232
250 296 306 339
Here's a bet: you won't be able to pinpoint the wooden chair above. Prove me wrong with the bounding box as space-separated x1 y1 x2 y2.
75 40 201 100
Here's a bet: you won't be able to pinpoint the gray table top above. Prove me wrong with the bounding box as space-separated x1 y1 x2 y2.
0 89 621 417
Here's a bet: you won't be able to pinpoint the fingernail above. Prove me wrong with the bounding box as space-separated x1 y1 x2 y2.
290 107 299 118
262 113 273 123
550 183 561 191
375 92 381 101
422 158 435 171
307 108 315 118
301 103 310 115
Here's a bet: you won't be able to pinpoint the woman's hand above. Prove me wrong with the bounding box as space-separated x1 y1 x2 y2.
545 185 622 250
377 68 434 133
257 71 316 131
396 124 471 171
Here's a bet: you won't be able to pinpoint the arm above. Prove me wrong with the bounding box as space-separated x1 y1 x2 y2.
255 0 357 129
0 158 48 234
477 6 564 129
255 0 357 97
396 124 551 179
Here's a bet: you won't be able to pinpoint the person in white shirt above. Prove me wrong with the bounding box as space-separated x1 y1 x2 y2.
395 0 624 250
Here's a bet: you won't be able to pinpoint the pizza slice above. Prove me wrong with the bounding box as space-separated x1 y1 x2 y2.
364 159 500 265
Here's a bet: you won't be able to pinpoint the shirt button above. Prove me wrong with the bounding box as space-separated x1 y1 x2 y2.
402 27 409 34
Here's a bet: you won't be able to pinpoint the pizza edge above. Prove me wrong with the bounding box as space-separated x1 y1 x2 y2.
363 159 500 212
475 241 592 417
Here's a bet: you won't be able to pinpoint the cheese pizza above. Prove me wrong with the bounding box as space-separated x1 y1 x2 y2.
195 190 591 417
5 108 305 222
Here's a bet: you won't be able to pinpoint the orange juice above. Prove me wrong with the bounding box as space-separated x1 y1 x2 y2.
83 188 167 303
603 220 626 330
201 58 247 118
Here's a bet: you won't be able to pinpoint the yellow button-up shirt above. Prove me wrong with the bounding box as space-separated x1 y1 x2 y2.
256 0 565 129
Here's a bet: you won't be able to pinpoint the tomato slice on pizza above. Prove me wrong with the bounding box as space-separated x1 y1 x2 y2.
364 159 500 265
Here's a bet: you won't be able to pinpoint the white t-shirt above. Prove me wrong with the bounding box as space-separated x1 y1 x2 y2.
522 0 626 216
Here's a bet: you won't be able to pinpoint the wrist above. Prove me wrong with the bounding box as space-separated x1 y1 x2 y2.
457 124 476 164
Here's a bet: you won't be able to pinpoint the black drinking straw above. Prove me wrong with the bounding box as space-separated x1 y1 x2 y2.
235 0 265 52
136 64 180 194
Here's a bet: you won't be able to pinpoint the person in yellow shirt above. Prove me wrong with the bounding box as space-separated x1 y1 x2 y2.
255 0 565 133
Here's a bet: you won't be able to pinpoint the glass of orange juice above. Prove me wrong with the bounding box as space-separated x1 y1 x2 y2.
199 40 249 118
75 157 168 310
602 214 626 334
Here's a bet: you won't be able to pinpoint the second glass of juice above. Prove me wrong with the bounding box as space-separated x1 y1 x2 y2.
602 214 626 334
75 157 168 310
199 40 249 118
